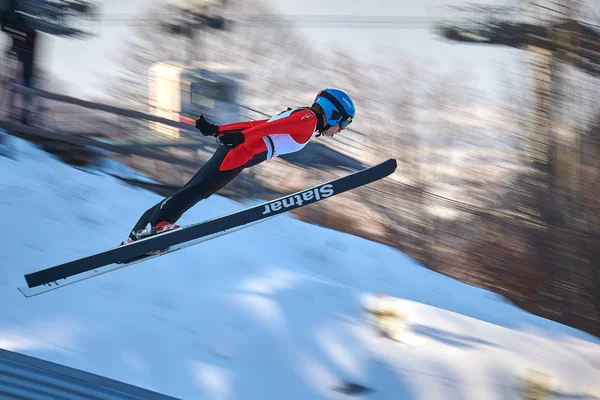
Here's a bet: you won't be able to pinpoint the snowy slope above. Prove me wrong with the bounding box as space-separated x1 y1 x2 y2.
0 135 599 400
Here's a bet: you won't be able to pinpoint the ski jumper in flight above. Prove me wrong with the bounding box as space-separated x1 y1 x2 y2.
125 88 355 244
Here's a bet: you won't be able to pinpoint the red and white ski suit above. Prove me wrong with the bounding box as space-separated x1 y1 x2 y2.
215 107 317 170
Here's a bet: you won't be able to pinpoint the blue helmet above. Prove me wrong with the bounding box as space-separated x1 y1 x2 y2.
313 88 355 130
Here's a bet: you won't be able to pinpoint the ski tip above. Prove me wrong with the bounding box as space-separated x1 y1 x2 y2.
381 158 397 174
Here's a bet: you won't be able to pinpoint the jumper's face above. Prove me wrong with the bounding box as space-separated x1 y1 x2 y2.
323 124 341 137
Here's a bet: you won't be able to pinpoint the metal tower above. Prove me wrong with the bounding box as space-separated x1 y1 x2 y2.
436 1 600 197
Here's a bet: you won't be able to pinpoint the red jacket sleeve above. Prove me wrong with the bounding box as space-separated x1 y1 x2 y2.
237 110 317 144
217 119 269 133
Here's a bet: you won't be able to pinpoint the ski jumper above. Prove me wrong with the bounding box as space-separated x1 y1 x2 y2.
129 108 318 236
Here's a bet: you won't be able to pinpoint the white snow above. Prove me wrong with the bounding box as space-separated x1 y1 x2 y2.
1 133 599 399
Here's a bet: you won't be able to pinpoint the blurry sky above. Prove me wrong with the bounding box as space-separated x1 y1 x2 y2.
1 0 528 99
269 0 522 99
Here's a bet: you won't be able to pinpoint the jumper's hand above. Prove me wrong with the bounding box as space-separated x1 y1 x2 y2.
195 115 219 137
217 131 245 149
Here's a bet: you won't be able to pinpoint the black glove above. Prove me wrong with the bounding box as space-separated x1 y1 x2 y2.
195 115 219 137
217 130 245 149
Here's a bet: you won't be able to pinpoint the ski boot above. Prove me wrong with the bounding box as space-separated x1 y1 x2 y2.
118 221 181 264
121 221 180 246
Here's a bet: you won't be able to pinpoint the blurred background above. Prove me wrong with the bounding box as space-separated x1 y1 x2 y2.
2 0 600 339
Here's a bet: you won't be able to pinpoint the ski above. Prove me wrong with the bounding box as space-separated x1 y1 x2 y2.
19 158 397 297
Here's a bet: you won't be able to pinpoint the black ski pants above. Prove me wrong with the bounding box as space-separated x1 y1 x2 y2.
130 144 266 235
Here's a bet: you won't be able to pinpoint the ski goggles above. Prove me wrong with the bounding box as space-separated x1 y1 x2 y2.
340 116 352 130
329 109 353 130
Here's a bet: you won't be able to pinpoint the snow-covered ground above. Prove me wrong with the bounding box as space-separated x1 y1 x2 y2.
1 134 599 400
